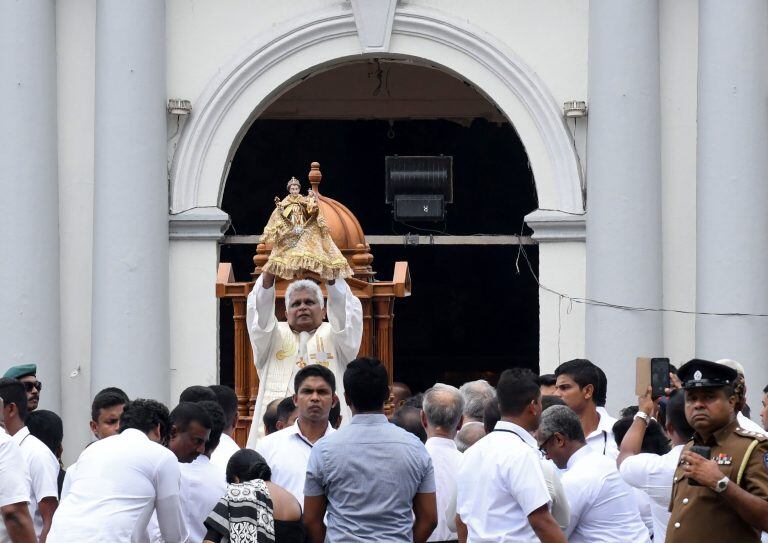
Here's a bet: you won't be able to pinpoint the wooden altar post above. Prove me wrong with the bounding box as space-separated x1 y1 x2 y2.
216 162 411 446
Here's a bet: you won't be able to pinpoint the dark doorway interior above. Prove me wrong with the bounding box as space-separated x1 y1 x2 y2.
220 117 539 392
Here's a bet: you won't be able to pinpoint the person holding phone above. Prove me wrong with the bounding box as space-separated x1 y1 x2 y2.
666 359 768 543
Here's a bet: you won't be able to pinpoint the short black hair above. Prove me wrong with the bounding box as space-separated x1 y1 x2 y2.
402 393 424 409
620 405 639 418
226 449 271 484
263 398 281 434
554 359 600 402
541 395 566 411
179 385 217 404
343 357 389 412
26 410 63 455
763 383 768 395
612 416 671 455
497 368 540 416
0 378 28 422
209 385 238 429
667 389 694 438
197 400 225 455
538 374 557 387
391 406 427 443
593 365 607 407
120 399 170 440
276 397 297 423
170 402 212 433
91 391 127 422
96 387 129 403
294 365 336 393
483 398 501 434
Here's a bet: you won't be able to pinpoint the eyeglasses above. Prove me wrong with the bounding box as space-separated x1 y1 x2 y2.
23 381 42 392
538 434 555 456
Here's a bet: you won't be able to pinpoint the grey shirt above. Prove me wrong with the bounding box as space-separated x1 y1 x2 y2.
305 413 436 542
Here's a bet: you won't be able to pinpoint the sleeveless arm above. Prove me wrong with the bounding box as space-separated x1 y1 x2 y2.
247 274 279 371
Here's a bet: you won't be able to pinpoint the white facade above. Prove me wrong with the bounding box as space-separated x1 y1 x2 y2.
3 0 767 461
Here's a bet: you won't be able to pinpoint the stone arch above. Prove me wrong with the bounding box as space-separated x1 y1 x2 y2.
170 4 584 215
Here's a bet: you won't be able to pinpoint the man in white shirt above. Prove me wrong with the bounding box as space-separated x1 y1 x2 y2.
0 398 36 543
554 359 618 458
0 378 58 542
456 368 567 543
246 273 363 446
48 399 188 543
208 385 241 470
539 405 650 543
421 384 463 542
256 364 337 507
618 389 692 543
715 359 768 435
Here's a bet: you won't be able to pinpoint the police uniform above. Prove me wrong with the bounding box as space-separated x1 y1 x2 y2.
667 359 768 543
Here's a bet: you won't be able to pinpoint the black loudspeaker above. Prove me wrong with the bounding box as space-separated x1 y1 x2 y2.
394 195 445 221
386 156 453 222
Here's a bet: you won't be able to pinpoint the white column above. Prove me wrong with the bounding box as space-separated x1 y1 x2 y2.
0 0 61 410
57 0 97 464
696 0 768 411
91 1 169 402
585 1 663 413
168 209 229 403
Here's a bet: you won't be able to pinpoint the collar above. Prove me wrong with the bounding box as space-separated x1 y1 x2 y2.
696 417 739 446
586 410 616 439
291 420 334 445
426 436 458 450
494 420 538 448
350 413 388 425
121 428 150 441
566 444 592 469
11 425 30 444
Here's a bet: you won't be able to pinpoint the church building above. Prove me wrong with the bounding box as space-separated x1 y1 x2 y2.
2 0 766 457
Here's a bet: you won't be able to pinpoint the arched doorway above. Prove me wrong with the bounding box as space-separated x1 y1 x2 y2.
219 60 540 390
167 4 586 401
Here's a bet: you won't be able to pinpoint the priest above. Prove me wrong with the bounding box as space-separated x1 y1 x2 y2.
245 270 362 448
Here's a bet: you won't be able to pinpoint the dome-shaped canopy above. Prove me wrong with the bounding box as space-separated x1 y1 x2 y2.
255 162 374 279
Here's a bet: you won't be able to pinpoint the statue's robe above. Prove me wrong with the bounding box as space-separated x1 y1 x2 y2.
245 275 363 448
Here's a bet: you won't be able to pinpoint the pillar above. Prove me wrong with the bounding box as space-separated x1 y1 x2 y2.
0 0 61 410
585 1 663 412
91 1 169 401
696 0 768 411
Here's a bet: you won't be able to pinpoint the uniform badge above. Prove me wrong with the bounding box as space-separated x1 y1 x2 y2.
694 370 702 380
763 452 768 470
715 453 732 465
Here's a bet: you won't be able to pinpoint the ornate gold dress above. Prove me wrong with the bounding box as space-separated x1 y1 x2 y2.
260 194 353 280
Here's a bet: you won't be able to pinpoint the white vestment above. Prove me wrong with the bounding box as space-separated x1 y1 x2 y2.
246 275 362 449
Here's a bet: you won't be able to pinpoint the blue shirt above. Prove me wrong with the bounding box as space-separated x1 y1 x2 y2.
305 413 436 542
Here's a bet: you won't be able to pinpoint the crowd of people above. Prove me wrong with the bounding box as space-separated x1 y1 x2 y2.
2 274 768 542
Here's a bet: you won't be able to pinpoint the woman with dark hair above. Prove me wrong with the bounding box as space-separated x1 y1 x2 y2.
203 449 305 543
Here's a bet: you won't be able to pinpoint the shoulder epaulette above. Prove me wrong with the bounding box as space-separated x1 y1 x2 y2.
735 427 767 442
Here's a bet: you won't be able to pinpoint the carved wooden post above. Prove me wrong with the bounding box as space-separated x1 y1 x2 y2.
359 298 373 358
375 298 394 382
232 299 250 445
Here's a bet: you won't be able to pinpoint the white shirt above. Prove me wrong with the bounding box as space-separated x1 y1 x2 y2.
146 456 227 543
12 426 59 536
456 421 551 543
0 427 31 543
562 446 650 543
47 429 188 543
619 444 683 543
425 436 462 542
738 412 768 435
585 410 619 459
209 433 240 471
256 420 334 508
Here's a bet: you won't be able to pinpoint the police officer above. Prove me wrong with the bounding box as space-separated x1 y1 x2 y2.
667 359 768 542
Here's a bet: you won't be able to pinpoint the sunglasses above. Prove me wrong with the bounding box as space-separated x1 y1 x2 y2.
23 381 42 392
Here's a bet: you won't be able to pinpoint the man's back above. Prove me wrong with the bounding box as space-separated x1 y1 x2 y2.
456 423 551 543
0 427 31 543
304 413 435 542
562 447 650 543
13 426 59 537
48 429 186 543
424 437 462 542
179 456 226 542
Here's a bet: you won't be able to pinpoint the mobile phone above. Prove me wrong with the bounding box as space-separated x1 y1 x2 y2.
636 357 671 398
687 445 712 486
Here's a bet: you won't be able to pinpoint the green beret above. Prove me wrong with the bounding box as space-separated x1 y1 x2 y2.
3 364 37 380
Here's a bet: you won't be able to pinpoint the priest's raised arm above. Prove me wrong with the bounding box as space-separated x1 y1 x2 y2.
245 271 363 448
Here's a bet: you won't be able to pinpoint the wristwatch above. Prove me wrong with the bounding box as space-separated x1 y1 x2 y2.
713 476 730 493
634 411 649 424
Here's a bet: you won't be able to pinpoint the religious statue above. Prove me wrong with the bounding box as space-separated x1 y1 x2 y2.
260 177 353 281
